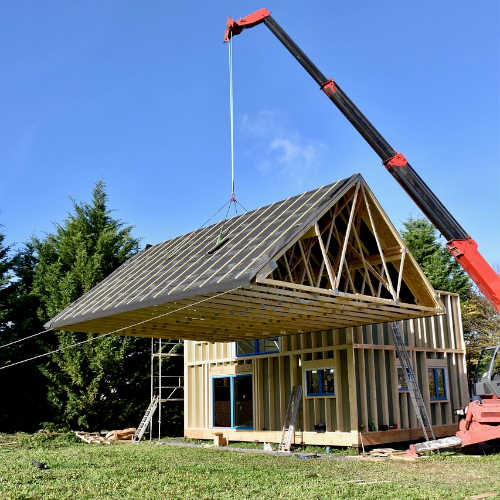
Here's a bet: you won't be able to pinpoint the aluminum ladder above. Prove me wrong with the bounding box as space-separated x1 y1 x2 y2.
279 385 302 453
133 396 159 444
390 321 436 442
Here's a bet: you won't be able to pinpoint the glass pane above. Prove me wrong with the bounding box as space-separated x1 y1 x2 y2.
491 349 500 380
258 337 279 354
398 367 408 390
307 370 320 395
213 378 231 427
322 368 335 394
475 348 495 380
436 369 445 398
233 376 253 428
236 340 256 356
428 368 436 399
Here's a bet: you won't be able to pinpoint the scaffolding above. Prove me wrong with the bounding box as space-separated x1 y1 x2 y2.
149 338 184 441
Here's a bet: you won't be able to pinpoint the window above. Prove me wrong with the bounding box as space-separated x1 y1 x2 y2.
397 366 409 391
236 337 279 357
474 347 496 380
212 375 253 429
305 368 335 396
491 349 500 380
428 367 447 401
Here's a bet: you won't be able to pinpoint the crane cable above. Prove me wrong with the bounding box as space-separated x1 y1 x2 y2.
229 32 235 201
216 34 251 245
0 286 243 371
1 37 245 366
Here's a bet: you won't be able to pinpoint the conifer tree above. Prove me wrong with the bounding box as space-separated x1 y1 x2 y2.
0 228 11 328
31 180 150 430
0 243 49 431
400 216 500 368
400 216 471 301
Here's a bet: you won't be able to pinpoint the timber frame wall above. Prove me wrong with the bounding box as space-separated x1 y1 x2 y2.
184 291 469 448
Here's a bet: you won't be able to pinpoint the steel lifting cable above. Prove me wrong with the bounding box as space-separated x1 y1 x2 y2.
0 286 243 371
216 35 253 244
166 198 235 259
229 32 235 201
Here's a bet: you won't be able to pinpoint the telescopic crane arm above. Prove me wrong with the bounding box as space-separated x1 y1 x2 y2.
225 9 500 313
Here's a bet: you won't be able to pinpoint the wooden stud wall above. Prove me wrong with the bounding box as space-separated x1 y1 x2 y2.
184 291 467 447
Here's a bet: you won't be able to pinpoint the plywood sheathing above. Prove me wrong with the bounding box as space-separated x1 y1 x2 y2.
45 174 443 341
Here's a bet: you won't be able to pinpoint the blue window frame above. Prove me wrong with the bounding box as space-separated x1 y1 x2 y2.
212 374 253 429
305 368 335 396
236 337 279 357
428 367 447 401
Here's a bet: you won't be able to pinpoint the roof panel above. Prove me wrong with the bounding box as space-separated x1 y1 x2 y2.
46 174 443 340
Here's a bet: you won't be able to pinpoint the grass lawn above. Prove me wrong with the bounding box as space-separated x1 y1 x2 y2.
0 433 499 499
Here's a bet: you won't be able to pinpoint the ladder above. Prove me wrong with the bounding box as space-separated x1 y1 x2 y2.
133 396 159 444
279 385 302 453
390 321 435 442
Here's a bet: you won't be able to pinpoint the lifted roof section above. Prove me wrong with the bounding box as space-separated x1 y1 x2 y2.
46 174 443 341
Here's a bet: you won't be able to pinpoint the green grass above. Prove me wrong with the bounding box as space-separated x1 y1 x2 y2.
0 433 499 499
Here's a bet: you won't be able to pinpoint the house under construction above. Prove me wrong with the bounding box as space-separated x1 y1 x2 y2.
46 174 468 448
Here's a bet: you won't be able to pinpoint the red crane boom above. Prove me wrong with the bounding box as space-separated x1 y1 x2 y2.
225 9 500 313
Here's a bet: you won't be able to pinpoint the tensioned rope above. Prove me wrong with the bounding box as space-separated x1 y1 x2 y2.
166 198 237 259
215 34 250 245
0 327 54 350
229 32 235 201
2 208 234 348
0 286 243 371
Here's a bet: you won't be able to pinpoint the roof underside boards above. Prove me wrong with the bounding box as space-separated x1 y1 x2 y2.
45 174 444 341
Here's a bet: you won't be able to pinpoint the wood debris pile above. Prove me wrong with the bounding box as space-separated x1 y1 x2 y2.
105 428 136 441
74 428 136 444
362 448 417 461
74 431 111 445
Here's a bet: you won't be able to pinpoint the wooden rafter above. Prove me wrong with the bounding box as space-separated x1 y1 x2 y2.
334 182 360 292
360 183 397 301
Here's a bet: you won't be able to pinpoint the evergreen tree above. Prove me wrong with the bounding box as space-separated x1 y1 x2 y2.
31 180 151 430
0 228 11 328
400 216 471 301
400 216 500 370
0 243 50 432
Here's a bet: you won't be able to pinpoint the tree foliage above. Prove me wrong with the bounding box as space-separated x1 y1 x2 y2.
0 243 49 432
0 228 13 326
462 280 500 368
400 216 471 301
31 180 151 430
401 215 500 369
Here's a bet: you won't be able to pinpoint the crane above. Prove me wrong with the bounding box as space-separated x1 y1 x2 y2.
224 8 500 455
224 8 500 315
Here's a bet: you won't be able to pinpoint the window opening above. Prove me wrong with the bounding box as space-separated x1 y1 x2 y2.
397 366 409 391
236 337 279 357
305 368 335 396
474 347 495 381
428 367 447 400
212 375 253 429
491 349 500 381
213 377 231 427
233 375 253 428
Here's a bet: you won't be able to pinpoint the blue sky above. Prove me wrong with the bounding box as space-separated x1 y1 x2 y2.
1 1 499 266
